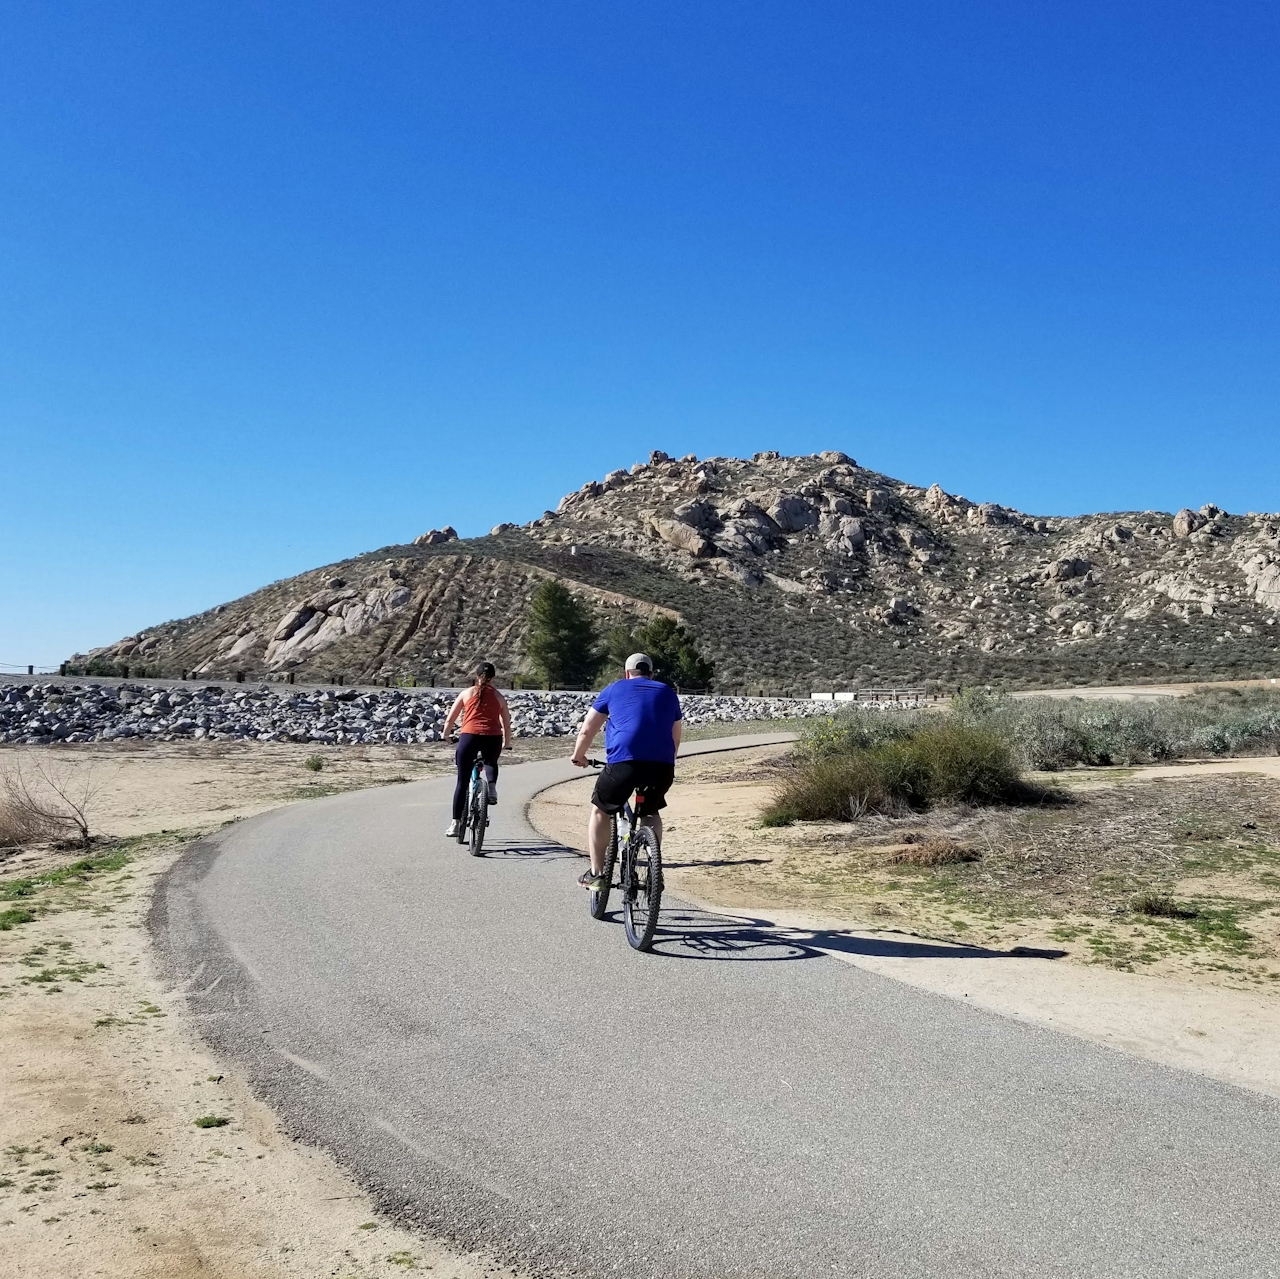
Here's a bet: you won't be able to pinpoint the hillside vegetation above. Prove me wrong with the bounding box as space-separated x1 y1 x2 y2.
70 449 1280 692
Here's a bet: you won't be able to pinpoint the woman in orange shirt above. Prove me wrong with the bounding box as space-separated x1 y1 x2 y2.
442 661 513 838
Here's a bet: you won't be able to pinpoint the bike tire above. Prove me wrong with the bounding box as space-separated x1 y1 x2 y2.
468 778 488 856
588 816 618 920
622 826 662 952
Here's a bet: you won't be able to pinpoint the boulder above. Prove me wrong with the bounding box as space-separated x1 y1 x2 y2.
490 522 518 535
414 527 458 546
823 516 866 555
672 500 721 534
1244 554 1280 610
1045 556 1092 581
603 469 629 490
649 517 715 558
818 450 854 465
753 450 780 462
1172 508 1206 538
968 503 1010 527
865 488 891 515
769 494 819 532
924 483 956 513
649 450 670 465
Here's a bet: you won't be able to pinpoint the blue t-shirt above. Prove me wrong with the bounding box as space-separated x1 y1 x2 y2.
592 677 683 764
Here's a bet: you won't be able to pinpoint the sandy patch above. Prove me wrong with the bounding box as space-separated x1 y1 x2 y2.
528 747 1280 1100
1 744 525 1279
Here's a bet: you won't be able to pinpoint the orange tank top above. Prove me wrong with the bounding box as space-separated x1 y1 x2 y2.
460 683 503 735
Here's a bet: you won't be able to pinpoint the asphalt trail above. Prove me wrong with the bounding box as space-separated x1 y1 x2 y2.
153 735 1280 1278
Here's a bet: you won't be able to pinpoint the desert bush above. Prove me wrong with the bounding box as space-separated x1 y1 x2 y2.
760 752 895 826
879 722 1020 805
0 755 100 849
304 755 325 772
886 838 978 867
800 703 932 757
1131 893 1199 920
762 722 1021 825
960 688 1280 770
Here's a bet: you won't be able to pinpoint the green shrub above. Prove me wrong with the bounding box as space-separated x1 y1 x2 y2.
762 722 1021 825
950 687 1280 770
1131 893 1199 920
304 755 325 773
799 704 931 757
884 722 1020 804
760 752 895 825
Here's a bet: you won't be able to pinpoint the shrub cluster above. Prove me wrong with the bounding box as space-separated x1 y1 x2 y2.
762 722 1022 825
765 685 1280 827
952 686 1280 770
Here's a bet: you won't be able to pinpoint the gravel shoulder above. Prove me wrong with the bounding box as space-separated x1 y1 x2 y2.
0 743 523 1279
529 746 1280 1100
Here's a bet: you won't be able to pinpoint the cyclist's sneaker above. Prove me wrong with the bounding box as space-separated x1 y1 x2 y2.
487 782 498 805
577 868 607 891
445 820 459 838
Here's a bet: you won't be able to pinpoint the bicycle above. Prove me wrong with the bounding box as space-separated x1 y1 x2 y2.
584 758 664 951
455 756 489 857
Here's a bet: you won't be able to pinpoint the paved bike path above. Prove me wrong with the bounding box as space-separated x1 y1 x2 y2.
154 735 1280 1278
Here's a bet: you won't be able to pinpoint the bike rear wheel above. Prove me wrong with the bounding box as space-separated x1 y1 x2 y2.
588 815 618 920
468 779 488 856
622 826 662 951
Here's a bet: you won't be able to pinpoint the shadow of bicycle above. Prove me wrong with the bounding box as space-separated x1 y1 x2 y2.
644 903 1066 964
477 837 581 862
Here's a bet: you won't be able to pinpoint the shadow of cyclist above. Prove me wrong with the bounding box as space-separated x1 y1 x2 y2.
644 904 1066 964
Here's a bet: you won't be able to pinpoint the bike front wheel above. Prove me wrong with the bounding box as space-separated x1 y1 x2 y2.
622 826 662 951
468 783 488 857
588 816 618 921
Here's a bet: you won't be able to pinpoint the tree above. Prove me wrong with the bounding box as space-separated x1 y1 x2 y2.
524 581 606 688
607 615 715 690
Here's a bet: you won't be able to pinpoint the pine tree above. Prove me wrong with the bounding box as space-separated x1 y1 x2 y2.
606 616 715 690
524 581 606 688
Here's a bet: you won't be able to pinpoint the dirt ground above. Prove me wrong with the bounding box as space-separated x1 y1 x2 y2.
0 742 544 1279
530 747 1280 1100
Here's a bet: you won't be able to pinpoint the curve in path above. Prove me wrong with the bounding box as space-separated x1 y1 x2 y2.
153 735 1280 1279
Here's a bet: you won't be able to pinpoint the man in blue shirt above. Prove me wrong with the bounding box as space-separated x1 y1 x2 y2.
570 652 683 890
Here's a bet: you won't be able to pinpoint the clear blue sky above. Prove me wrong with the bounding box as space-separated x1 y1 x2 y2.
3 2 1278 667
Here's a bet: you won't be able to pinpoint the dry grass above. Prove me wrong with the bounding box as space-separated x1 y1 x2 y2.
885 837 978 867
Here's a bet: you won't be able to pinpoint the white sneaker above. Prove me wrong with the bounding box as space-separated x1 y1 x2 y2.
445 820 459 838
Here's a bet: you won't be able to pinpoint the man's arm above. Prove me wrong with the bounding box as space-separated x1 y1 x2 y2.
672 719 683 755
571 708 608 767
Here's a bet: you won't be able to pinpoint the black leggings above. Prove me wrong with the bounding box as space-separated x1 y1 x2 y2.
453 733 503 820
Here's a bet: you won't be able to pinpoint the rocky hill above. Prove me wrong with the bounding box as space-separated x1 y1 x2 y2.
70 449 1280 693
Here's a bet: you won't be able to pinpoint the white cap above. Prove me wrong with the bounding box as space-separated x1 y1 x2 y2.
625 652 653 674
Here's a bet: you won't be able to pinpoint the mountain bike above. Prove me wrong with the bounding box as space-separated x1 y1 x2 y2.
456 756 489 857
585 759 663 951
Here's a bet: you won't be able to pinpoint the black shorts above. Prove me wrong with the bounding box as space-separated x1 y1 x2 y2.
591 760 676 815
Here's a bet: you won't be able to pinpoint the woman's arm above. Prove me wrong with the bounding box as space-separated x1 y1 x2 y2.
441 691 467 737
497 691 513 749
